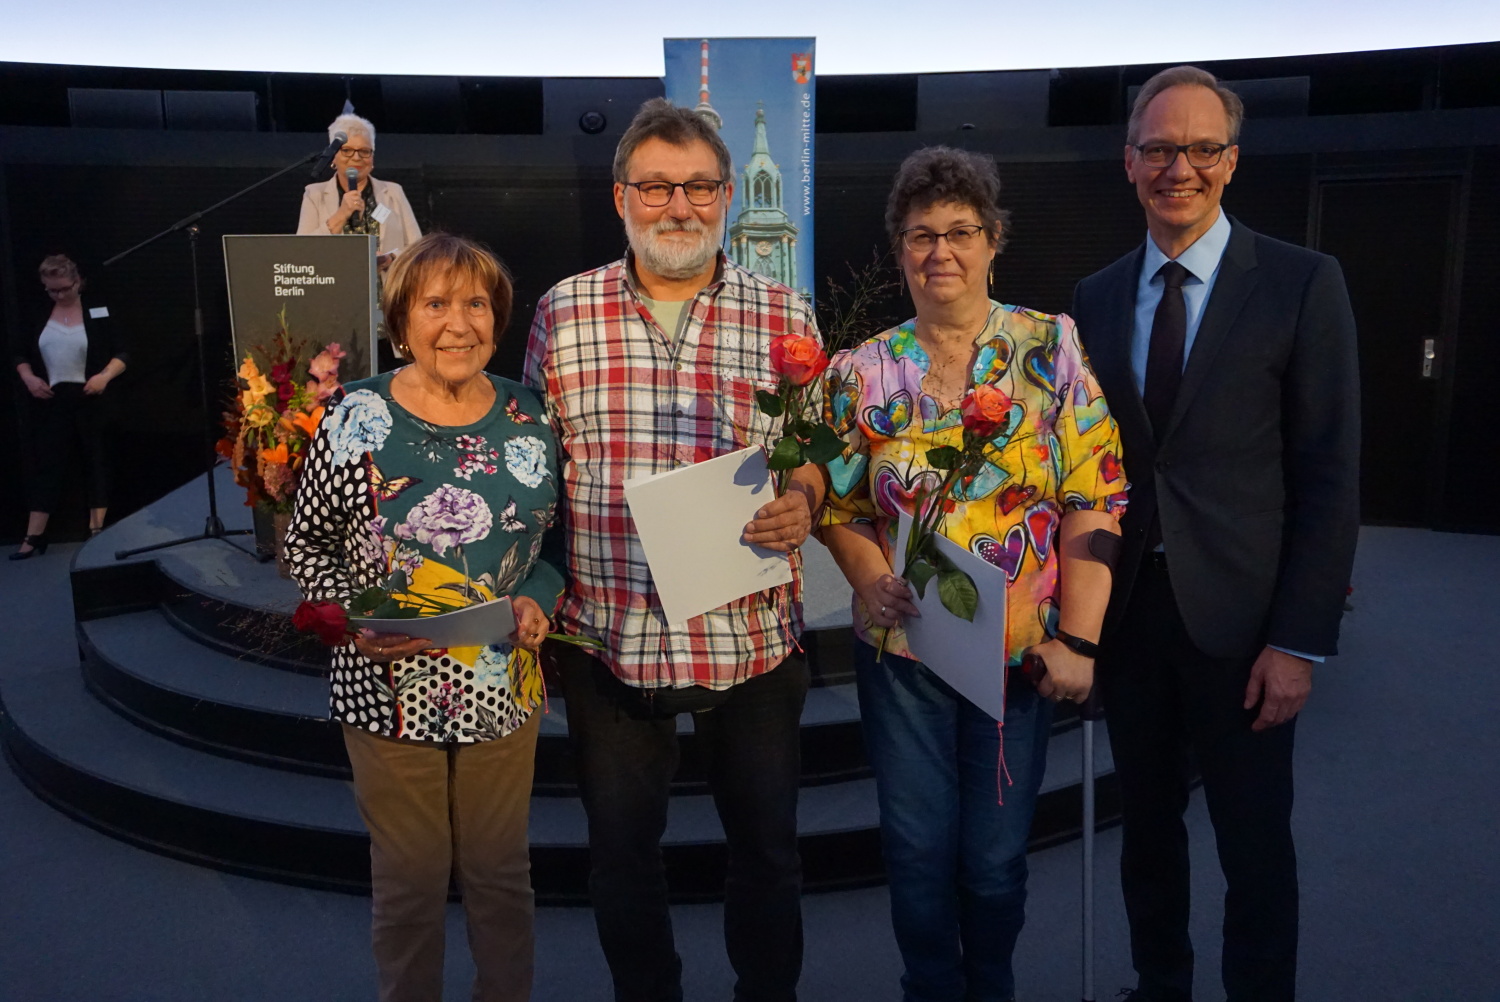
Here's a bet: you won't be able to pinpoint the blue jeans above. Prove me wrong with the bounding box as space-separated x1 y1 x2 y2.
856 642 1053 1002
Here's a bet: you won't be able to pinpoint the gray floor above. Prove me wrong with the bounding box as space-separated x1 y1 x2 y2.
2 526 1497 1001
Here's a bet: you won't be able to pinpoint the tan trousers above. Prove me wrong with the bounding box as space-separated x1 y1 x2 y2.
342 711 540 1002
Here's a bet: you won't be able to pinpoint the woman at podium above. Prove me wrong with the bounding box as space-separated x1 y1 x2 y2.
297 113 422 273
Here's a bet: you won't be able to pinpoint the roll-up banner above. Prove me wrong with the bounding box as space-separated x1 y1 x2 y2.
664 37 815 304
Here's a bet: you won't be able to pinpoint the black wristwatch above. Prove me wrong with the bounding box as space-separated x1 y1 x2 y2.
1051 628 1101 659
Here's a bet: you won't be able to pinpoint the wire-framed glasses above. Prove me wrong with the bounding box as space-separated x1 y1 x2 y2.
1132 142 1230 168
899 223 988 253
624 180 726 206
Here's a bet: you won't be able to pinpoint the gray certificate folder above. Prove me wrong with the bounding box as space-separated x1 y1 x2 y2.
224 233 378 380
355 596 517 650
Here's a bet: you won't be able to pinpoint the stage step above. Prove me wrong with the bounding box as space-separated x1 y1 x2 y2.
2 664 1116 903
15 470 1125 903
79 610 873 791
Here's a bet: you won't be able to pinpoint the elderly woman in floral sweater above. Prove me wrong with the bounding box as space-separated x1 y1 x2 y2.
285 233 559 1002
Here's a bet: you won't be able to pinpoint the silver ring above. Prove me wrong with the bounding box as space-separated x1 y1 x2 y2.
880 605 887 615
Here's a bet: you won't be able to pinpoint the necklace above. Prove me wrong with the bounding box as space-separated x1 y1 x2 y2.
916 306 995 410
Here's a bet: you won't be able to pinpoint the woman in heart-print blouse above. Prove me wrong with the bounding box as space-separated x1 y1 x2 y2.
816 146 1128 1002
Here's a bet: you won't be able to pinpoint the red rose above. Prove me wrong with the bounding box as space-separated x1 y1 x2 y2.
769 334 829 387
292 600 351 646
960 384 1012 440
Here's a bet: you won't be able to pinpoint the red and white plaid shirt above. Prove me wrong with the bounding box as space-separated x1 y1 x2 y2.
524 253 819 689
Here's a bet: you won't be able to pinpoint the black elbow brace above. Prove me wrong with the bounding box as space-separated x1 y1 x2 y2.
1085 528 1122 570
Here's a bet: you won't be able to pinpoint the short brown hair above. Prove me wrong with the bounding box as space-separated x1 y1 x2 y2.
381 233 513 360
885 146 1011 254
39 254 80 283
1128 66 1245 145
613 98 733 185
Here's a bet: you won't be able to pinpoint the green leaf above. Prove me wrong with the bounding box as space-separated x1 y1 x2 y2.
803 422 845 465
767 435 805 471
384 569 408 594
755 389 784 417
791 418 818 439
936 568 979 622
925 445 963 470
351 587 388 615
904 557 938 599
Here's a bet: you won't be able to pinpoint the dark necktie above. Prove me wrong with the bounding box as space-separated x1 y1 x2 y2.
1143 260 1190 437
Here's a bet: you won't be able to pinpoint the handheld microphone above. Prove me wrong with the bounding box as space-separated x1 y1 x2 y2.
345 168 362 218
309 130 349 178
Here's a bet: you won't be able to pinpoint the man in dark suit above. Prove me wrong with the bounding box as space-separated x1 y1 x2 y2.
1071 66 1360 1001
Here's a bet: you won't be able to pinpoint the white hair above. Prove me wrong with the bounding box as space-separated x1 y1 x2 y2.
328 113 377 147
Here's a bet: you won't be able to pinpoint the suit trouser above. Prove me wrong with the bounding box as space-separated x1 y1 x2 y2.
342 712 540 1002
555 644 808 1002
1098 559 1298 1002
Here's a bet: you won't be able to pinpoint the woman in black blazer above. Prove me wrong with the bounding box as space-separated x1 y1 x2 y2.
9 254 127 559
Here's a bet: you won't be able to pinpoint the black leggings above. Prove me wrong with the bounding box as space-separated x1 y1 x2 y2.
28 383 110 514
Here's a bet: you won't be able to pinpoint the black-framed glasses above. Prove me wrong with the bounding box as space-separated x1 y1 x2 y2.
44 282 79 297
624 179 726 207
1133 142 1230 168
338 146 374 160
899 223 988 253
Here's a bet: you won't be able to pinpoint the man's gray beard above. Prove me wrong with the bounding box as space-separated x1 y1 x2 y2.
626 214 723 280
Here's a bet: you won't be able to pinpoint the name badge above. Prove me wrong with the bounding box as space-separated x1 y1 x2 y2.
371 203 392 224
89 307 109 319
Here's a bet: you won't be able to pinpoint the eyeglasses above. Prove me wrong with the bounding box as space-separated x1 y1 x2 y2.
624 180 726 207
44 282 79 297
1132 142 1230 168
899 224 988 253
338 146 374 160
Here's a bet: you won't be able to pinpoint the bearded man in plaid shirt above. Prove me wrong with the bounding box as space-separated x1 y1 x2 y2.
524 98 827 1002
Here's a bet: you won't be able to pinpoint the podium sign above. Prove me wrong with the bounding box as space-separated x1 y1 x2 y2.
224 234 378 380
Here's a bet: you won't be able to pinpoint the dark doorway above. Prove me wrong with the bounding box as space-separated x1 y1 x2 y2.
1314 178 1458 526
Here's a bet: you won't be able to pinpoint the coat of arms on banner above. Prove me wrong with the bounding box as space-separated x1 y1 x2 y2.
791 54 812 84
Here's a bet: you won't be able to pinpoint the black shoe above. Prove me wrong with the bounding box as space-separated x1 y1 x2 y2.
8 535 49 560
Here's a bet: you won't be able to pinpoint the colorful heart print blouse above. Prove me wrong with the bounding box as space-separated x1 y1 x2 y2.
821 303 1129 666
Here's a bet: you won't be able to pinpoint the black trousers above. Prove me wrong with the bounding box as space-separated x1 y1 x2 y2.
1098 559 1298 1002
555 645 808 1002
28 383 110 514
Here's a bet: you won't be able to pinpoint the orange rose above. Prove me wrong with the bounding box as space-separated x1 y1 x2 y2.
769 334 829 387
960 384 1012 440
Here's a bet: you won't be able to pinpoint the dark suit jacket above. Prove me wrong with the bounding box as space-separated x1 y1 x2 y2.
1071 218 1359 659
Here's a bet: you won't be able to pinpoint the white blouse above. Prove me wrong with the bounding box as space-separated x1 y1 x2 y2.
37 319 88 386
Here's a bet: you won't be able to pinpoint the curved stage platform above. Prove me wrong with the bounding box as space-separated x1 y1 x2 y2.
1 467 1123 904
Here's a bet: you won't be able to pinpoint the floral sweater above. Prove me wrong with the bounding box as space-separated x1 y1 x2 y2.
285 372 563 742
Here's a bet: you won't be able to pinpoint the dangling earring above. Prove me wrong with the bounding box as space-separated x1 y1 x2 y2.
988 258 995 289
898 267 906 296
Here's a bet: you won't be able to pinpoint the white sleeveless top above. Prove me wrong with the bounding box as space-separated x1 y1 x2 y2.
38 319 88 386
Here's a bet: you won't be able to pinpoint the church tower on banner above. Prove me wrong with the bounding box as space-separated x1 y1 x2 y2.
729 103 799 291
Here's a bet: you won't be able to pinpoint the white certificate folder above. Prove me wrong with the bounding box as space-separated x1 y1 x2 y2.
894 510 1008 722
623 447 794 626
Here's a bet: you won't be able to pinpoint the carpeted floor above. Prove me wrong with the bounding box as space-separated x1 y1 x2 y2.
1 525 1496 1001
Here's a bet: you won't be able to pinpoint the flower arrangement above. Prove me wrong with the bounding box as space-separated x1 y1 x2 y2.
900 383 1018 623
757 333 845 477
217 312 345 514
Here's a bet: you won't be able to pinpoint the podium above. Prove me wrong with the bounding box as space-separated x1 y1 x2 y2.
224 234 379 380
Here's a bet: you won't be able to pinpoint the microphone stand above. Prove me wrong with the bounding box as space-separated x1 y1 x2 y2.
106 148 327 561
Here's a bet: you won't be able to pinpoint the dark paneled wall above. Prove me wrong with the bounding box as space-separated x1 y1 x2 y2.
2 112 1497 541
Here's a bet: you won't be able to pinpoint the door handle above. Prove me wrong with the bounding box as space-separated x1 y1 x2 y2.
1421 338 1437 379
